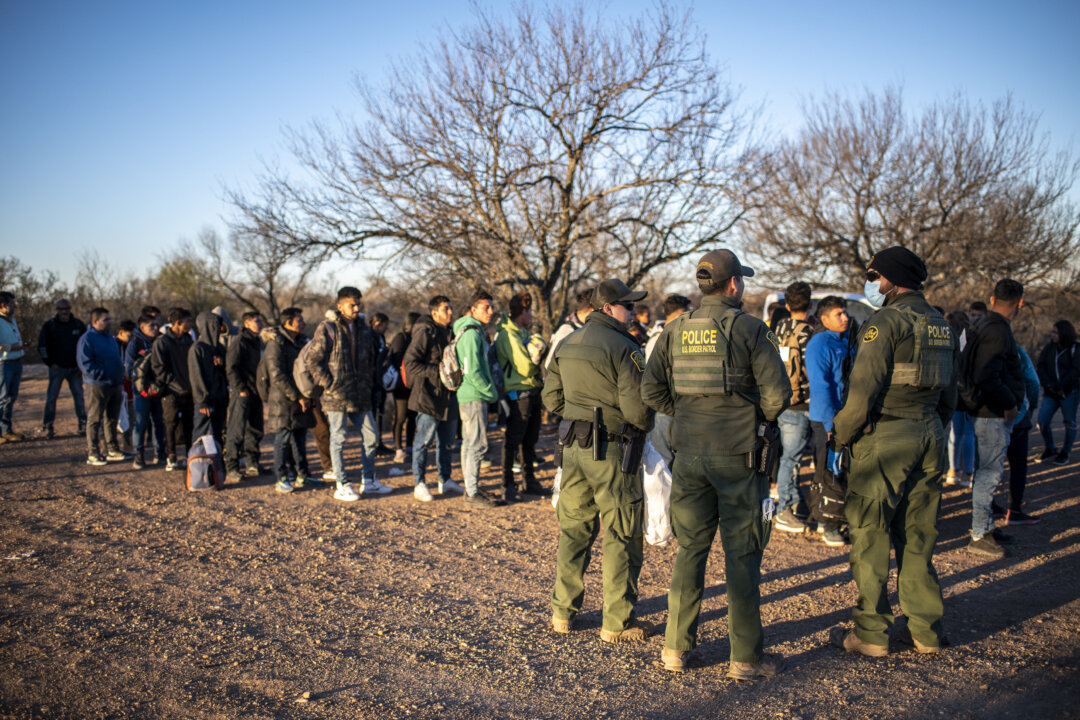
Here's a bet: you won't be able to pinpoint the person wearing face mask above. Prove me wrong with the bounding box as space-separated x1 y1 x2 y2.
829 246 958 659
642 250 791 681
543 279 653 646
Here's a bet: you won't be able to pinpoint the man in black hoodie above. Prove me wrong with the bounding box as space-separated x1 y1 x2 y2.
38 298 87 438
1036 320 1078 466
151 308 194 471
125 313 166 469
189 311 229 449
225 311 265 481
967 279 1026 558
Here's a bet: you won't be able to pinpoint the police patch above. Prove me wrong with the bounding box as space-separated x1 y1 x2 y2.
863 326 879 343
766 330 780 353
630 349 646 373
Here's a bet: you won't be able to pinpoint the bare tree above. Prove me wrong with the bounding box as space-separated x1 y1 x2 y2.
228 2 762 333
744 87 1080 303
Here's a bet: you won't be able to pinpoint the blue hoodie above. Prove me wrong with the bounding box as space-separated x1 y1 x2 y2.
806 328 853 432
77 326 124 387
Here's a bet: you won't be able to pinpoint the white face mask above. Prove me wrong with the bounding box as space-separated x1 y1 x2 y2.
864 279 888 308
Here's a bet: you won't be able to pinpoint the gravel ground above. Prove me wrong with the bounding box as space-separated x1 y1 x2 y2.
2 363 1079 719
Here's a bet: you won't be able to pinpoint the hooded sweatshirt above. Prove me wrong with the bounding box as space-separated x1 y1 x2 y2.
494 313 542 393
1036 324 1079 396
188 311 228 408
453 315 497 404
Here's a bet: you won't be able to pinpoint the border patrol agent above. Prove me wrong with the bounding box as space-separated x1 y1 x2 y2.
829 246 958 657
543 279 654 643
641 250 791 680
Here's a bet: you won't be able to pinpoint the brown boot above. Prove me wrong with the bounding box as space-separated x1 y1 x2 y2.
551 614 572 634
727 653 785 681
661 647 689 673
829 626 888 657
600 618 650 644
895 627 942 654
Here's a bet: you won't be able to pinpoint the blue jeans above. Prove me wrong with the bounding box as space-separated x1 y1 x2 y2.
0 359 23 434
948 411 975 474
274 427 309 482
1038 389 1078 456
412 411 458 486
972 416 1008 538
43 366 86 428
328 410 378 486
458 401 488 496
776 409 810 513
133 393 166 460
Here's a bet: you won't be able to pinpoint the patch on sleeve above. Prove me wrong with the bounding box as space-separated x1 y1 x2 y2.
629 349 646 373
766 330 780 353
862 326 879 343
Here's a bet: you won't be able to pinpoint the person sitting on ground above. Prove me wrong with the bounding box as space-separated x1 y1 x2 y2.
1035 320 1078 466
77 307 128 465
38 298 87 438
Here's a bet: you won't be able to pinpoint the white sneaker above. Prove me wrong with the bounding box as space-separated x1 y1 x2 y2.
333 484 360 502
322 471 338 481
439 479 463 495
413 483 434 502
362 478 393 495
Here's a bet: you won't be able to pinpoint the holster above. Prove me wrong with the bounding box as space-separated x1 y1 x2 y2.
592 407 602 462
555 419 576 468
617 424 646 474
748 421 780 476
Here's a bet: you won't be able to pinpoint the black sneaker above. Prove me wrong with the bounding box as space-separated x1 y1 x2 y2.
503 484 519 503
42 425 54 439
523 481 552 497
1052 452 1069 466
133 456 146 470
463 490 501 508
1006 509 1040 526
991 529 1015 544
1041 448 1059 461
967 534 1007 558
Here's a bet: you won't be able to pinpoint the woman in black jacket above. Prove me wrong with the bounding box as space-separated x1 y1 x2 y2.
1036 320 1078 465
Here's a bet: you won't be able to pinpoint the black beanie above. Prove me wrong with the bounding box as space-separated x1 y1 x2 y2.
868 246 927 289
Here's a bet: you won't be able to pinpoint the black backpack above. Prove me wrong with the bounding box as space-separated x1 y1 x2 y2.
956 326 981 413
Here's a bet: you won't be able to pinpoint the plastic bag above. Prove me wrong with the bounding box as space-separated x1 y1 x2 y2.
551 467 561 509
642 439 672 546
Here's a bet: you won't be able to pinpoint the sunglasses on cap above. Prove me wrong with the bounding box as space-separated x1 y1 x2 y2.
865 270 881 282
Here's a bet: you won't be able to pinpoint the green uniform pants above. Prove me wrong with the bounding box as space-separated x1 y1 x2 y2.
846 416 946 648
666 452 771 663
551 441 644 633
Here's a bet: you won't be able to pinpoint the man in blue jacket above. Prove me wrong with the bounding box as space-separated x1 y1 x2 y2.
77 307 128 465
804 296 856 547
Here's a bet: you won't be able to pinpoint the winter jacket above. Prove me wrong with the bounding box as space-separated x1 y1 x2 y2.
453 315 498 404
304 310 378 413
967 312 1025 418
806 328 853 432
124 328 156 379
38 315 86 368
387 330 412 399
546 313 587 370
76 327 124 387
1036 340 1079 397
265 327 307 433
150 328 193 397
494 313 542 394
226 327 262 397
188 311 228 409
404 314 453 419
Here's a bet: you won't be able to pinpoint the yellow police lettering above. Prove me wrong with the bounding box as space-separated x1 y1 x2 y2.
681 328 718 354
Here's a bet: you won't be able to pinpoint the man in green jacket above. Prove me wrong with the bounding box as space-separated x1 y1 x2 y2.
543 279 653 643
495 293 548 501
829 246 957 658
641 249 791 681
454 290 501 508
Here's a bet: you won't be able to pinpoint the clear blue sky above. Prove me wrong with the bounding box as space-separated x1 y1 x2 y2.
2 0 1077 285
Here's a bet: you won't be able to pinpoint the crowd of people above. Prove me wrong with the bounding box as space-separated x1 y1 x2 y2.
0 250 1076 680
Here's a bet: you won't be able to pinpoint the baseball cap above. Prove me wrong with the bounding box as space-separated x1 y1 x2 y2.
592 279 647 309
696 249 755 285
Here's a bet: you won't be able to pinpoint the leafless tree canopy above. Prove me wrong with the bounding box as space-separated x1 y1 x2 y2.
744 87 1080 302
228 2 761 332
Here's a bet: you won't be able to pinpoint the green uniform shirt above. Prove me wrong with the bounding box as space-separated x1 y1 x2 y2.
832 291 959 449
641 295 791 456
542 312 651 432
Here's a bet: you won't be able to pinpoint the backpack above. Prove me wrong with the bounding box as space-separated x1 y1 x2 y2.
776 318 812 405
956 323 982 413
186 434 224 491
439 325 481 391
132 347 162 398
293 323 332 398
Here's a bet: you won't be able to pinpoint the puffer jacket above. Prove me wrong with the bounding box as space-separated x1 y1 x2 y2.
188 311 228 409
265 327 307 432
404 314 453 420
304 310 378 413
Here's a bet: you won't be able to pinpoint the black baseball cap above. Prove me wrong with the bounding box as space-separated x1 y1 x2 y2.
592 279 647 309
696 249 755 285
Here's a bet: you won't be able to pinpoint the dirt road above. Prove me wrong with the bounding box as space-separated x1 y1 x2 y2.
2 364 1078 719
